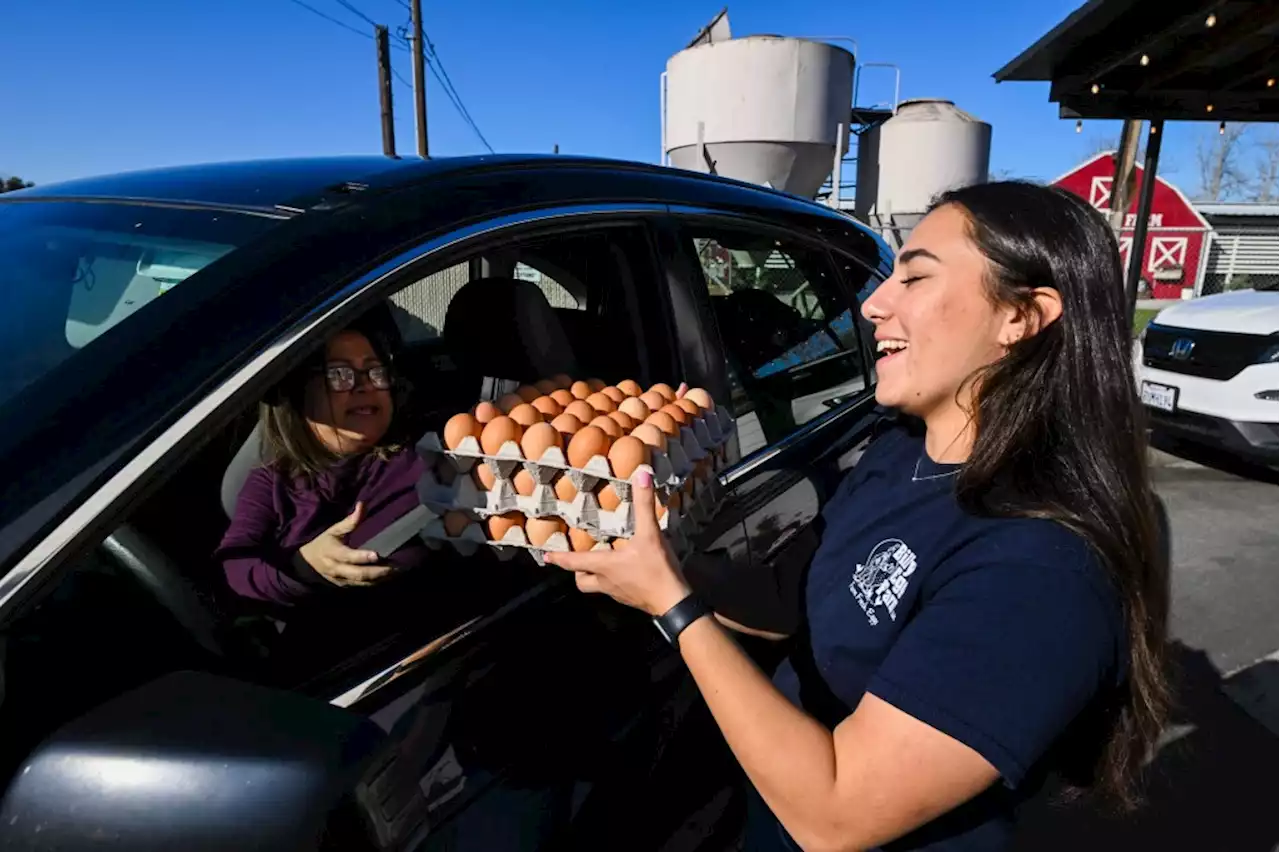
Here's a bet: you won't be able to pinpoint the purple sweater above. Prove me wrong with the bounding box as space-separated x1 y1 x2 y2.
218 448 429 605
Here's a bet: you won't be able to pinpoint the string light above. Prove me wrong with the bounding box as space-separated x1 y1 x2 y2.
1091 83 1101 94
1268 78 1276 88
1140 54 1150 66
1075 120 1083 133
1219 121 1226 134
1150 124 1159 135
1206 103 1215 113
1205 12 1216 26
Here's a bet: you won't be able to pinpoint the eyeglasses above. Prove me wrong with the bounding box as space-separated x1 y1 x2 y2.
319 364 392 393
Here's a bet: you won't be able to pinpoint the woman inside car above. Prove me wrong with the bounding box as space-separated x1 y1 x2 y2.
547 182 1169 851
218 320 428 606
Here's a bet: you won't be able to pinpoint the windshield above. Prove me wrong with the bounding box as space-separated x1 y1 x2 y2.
0 201 281 406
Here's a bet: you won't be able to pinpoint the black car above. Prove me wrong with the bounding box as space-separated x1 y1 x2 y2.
0 155 893 851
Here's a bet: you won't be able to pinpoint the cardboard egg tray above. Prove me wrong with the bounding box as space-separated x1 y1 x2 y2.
414 405 735 540
414 505 695 567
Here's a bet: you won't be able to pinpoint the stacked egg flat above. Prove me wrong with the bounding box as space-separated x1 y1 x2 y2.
426 375 730 554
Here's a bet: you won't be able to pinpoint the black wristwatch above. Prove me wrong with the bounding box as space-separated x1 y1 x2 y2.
653 593 711 647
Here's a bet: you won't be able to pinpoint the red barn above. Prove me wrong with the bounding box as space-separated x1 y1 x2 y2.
1052 152 1211 299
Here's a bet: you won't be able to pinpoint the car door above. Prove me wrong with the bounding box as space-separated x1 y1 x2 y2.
654 209 889 643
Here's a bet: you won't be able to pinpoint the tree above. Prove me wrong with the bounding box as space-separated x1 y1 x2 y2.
0 175 35 194
1194 123 1249 201
1253 134 1278 203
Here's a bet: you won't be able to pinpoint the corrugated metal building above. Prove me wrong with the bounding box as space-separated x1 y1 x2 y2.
1196 203 1279 295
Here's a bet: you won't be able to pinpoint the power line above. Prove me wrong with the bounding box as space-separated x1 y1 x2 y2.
331 0 378 27
395 30 494 153
284 0 373 39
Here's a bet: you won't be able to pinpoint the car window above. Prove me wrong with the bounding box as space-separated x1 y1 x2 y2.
389 258 587 345
688 232 871 456
0 201 279 408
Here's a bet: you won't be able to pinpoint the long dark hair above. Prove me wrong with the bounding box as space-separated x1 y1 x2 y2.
259 321 401 479
933 181 1168 808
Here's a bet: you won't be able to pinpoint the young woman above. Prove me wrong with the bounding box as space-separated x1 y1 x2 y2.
218 324 428 605
546 182 1169 851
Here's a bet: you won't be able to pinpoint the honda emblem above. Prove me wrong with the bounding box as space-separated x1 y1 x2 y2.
1170 338 1196 360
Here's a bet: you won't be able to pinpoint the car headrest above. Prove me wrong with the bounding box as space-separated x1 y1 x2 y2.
442 276 578 385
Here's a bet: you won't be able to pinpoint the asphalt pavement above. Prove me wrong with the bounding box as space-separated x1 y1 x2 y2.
1014 441 1278 852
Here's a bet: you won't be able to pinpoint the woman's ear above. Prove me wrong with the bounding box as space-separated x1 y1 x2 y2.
1001 287 1063 346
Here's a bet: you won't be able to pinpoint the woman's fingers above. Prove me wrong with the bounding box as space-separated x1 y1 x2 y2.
327 561 393 585
675 382 689 399
630 469 660 538
574 572 602 594
544 550 610 573
328 502 365 537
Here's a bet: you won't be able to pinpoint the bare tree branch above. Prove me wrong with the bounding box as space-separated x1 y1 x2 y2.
1195 124 1250 201
1253 134 1278 203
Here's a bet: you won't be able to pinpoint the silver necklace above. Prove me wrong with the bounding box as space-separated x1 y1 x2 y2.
912 454 961 482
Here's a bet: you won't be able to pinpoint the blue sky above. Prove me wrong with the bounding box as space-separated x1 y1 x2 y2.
3 0 1274 196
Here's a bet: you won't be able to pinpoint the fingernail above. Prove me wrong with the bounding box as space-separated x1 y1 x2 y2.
636 470 652 488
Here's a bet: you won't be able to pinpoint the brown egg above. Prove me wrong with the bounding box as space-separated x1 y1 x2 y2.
550 413 585 440
442 511 472 538
601 386 626 404
630 423 668 453
552 373 574 390
611 537 631 551
507 403 544 428
598 483 622 511
472 464 496 491
550 388 575 407
565 400 598 424
534 378 559 395
645 411 680 439
685 387 715 411
607 410 636 431
655 495 668 520
639 390 668 412
586 378 607 393
618 396 651 421
516 385 541 403
570 380 592 400
660 404 690 427
569 527 599 552
649 382 677 403
590 415 624 440
520 421 563 461
497 393 526 414
531 396 563 418
675 398 703 419
586 392 617 414
486 512 524 542
474 401 501 424
513 468 537 496
607 435 651 480
480 416 523 455
434 457 458 486
566 425 612 469
526 517 568 548
554 474 578 502
443 413 482 450
616 379 643 397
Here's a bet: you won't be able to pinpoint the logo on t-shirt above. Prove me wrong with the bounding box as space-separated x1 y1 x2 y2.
849 538 918 625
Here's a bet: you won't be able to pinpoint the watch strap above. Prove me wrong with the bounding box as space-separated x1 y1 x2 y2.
653 593 711 647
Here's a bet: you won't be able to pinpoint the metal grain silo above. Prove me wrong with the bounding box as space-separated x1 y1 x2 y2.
663 36 854 199
854 99 991 245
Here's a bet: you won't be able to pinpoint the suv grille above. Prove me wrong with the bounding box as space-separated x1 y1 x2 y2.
1143 324 1276 381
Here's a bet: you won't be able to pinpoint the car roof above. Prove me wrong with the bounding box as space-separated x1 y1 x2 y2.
6 154 844 219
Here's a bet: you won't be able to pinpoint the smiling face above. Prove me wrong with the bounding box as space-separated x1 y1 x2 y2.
304 330 393 455
862 204 1028 428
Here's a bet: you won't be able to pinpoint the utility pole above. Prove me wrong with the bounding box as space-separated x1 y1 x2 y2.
410 0 429 158
374 25 396 157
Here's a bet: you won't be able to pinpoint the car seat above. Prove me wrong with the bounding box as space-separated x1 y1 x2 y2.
442 276 579 398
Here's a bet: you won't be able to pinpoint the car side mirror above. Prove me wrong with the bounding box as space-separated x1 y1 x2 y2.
0 671 385 851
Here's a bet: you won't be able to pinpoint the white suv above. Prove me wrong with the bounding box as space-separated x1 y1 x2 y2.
1137 288 1279 466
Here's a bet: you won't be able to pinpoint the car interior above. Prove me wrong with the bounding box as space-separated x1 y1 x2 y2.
99 223 675 691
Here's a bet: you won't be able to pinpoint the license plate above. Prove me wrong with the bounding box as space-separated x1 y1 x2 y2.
1141 381 1178 413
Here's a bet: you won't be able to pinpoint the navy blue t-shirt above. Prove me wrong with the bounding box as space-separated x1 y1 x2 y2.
763 418 1125 851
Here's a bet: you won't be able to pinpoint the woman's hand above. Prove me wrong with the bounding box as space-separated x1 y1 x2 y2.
299 502 395 587
544 471 692 617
